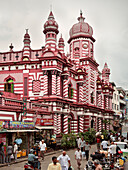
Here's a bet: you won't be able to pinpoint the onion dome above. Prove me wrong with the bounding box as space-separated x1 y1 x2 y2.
9 43 14 51
43 11 59 34
102 63 110 75
68 11 94 43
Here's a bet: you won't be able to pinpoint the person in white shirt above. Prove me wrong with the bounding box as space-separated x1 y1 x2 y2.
13 142 18 162
101 140 108 151
57 151 71 170
75 148 82 169
109 142 116 162
39 140 47 160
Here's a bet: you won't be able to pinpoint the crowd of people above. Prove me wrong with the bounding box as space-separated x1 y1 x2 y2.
0 141 18 166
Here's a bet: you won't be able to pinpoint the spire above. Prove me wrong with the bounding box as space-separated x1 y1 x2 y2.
58 34 65 54
102 62 110 83
78 10 85 22
23 29 31 58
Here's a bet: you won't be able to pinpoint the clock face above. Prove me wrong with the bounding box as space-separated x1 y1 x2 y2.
83 43 88 49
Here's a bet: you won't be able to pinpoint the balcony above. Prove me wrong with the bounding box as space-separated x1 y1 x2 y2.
0 91 21 100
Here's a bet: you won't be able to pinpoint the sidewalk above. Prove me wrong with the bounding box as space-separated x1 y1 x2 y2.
0 150 62 168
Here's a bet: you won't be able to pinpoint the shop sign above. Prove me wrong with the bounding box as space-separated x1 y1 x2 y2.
10 121 35 129
40 119 54 126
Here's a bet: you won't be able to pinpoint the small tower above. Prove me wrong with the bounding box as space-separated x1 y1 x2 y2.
43 11 59 51
102 63 110 83
23 29 31 58
58 34 65 54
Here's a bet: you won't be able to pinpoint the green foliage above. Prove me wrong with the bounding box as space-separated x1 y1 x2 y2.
78 128 96 144
101 129 109 140
61 132 77 149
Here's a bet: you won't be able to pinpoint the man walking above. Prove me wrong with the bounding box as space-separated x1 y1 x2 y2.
75 148 82 169
13 142 18 162
57 151 71 170
47 156 62 170
6 143 13 166
101 139 108 151
39 139 47 160
84 141 91 161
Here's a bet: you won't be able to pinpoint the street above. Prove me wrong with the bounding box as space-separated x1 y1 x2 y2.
0 144 97 170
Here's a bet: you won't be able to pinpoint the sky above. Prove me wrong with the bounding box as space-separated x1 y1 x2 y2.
0 0 128 89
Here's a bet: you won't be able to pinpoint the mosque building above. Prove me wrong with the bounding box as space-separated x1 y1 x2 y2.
0 11 114 136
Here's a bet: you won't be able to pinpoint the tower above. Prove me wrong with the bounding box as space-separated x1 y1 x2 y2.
102 63 110 84
23 29 31 58
43 11 59 51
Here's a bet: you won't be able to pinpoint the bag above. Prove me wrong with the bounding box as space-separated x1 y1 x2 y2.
10 154 14 159
68 166 74 170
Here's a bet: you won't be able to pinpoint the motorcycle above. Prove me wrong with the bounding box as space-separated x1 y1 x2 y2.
24 156 41 170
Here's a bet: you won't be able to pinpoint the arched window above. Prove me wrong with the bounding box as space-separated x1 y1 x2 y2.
4 79 14 93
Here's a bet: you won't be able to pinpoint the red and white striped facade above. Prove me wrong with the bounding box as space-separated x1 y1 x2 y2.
0 11 114 135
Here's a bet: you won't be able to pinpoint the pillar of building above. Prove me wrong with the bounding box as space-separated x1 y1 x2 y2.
57 114 61 134
79 84 83 102
63 115 68 134
43 75 48 95
53 114 57 134
63 77 68 98
57 76 60 96
79 116 84 132
52 75 57 95
84 115 90 131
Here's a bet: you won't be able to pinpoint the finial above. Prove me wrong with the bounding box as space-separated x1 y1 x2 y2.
50 4 52 11
80 10 83 16
9 43 14 51
26 29 28 34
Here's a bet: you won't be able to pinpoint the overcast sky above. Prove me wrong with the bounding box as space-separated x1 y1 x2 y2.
0 0 128 89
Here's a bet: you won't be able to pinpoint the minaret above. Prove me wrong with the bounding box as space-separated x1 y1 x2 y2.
58 34 65 54
102 63 110 83
23 29 31 58
43 11 59 51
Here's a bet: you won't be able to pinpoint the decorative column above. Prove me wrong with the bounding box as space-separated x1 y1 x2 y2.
43 75 48 95
98 118 102 132
57 76 61 96
63 115 68 134
53 114 57 134
84 115 90 132
63 76 68 98
79 116 84 132
57 114 61 134
79 83 83 102
52 74 56 95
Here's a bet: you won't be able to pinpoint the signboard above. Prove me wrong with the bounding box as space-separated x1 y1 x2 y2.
40 119 54 126
10 121 35 129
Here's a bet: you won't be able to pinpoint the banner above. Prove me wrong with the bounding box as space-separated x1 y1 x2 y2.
40 119 54 126
10 121 35 129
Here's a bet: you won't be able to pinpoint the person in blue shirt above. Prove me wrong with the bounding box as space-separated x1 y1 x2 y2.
28 149 36 168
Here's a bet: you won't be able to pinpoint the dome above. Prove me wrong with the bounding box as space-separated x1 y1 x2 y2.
43 11 59 34
68 11 94 43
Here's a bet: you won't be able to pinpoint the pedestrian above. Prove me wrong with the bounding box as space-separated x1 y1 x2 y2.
94 159 103 170
80 137 85 152
39 139 47 160
47 156 62 170
75 148 82 169
13 141 18 162
96 135 101 150
101 139 108 151
76 136 81 148
0 142 5 164
57 151 71 170
6 143 13 166
84 141 91 161
109 142 116 162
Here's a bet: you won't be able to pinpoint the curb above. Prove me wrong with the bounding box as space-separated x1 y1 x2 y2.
0 150 62 168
